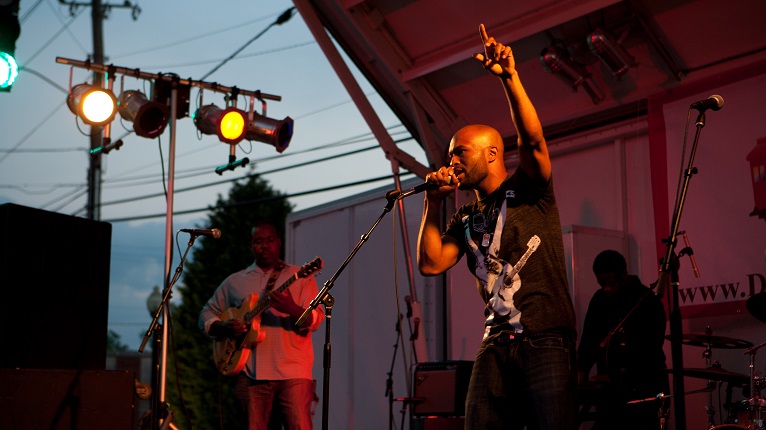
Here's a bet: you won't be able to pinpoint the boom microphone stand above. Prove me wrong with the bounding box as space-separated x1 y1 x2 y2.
657 96 723 430
296 188 421 430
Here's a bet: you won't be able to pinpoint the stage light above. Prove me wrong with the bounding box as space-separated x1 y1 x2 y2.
193 104 247 144
0 1 20 93
67 84 118 126
118 90 170 138
0 51 18 90
540 45 604 104
244 112 293 153
587 28 635 79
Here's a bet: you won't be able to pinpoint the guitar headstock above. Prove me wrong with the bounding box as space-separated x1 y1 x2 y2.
527 235 541 251
297 257 323 278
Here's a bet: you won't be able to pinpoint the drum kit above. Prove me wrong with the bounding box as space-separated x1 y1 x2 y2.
661 292 766 430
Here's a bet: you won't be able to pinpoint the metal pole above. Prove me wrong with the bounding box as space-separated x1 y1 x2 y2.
159 85 178 411
87 0 104 220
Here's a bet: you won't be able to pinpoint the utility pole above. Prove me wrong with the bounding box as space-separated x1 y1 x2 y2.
59 0 140 220
88 0 104 220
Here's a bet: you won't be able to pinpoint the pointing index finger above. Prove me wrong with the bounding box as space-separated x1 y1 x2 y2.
479 24 489 44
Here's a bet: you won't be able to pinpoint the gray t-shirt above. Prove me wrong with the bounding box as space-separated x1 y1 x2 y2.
445 168 576 336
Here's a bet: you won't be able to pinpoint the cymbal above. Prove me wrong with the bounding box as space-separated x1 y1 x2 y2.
747 292 766 324
666 333 754 349
666 367 749 385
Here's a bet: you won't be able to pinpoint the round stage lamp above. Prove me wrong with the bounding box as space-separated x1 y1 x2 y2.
193 104 246 144
245 113 293 153
67 84 118 126
118 90 170 138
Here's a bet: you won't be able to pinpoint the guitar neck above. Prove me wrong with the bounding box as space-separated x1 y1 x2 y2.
243 273 298 323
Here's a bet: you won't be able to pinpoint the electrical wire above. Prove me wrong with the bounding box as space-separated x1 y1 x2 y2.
139 41 316 71
46 0 90 56
102 172 415 223
0 100 67 165
20 0 46 23
89 122 407 189
99 144 381 207
23 1 86 67
110 13 276 59
200 7 296 81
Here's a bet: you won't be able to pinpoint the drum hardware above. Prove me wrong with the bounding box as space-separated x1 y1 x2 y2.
666 367 749 386
666 327 756 428
625 392 673 430
666 333 755 350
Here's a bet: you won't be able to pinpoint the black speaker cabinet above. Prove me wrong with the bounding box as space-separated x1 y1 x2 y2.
0 203 112 370
0 368 135 430
413 360 473 416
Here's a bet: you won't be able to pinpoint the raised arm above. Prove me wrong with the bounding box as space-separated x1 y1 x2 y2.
475 23 551 183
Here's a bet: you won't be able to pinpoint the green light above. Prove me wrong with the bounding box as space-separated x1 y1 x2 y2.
0 52 19 89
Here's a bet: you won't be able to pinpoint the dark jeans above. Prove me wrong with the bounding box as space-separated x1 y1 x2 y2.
465 331 577 430
235 375 315 430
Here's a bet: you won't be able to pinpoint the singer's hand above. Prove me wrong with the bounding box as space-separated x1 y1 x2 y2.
424 166 457 198
474 24 516 78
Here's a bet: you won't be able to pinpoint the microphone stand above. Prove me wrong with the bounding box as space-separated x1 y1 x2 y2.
139 234 198 430
386 314 403 430
296 192 401 430
658 109 710 430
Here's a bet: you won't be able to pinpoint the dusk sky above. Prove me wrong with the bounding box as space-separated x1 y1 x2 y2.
0 0 429 349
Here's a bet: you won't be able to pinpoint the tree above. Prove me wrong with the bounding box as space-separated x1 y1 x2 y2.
107 329 129 352
164 174 293 430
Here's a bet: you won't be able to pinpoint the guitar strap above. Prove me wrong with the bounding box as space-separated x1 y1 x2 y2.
264 260 286 293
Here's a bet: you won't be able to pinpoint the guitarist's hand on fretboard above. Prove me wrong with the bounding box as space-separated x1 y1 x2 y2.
269 290 307 324
210 319 248 338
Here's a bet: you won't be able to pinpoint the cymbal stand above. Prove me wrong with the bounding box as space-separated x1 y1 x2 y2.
745 341 766 428
700 332 719 429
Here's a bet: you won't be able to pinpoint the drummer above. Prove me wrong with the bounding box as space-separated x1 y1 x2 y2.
577 250 670 430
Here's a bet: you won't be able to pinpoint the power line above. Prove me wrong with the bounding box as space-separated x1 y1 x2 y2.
110 13 276 59
102 123 407 187
137 41 315 70
102 172 415 223
0 100 68 166
201 7 296 81
99 143 382 207
20 0 45 23
23 2 86 67
46 0 90 55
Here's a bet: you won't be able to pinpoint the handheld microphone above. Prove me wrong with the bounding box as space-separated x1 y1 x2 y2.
180 228 221 239
394 176 453 199
690 94 724 112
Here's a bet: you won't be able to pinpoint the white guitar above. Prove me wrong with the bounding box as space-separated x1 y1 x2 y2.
502 235 541 289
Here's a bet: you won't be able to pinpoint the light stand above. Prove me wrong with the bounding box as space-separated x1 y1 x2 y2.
56 56 283 430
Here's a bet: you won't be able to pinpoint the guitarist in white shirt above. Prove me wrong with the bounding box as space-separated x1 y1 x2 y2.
199 221 324 430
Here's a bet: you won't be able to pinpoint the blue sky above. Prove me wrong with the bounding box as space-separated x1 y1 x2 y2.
0 0 429 350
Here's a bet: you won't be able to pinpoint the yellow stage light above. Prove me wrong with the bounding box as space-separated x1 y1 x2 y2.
193 104 246 144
